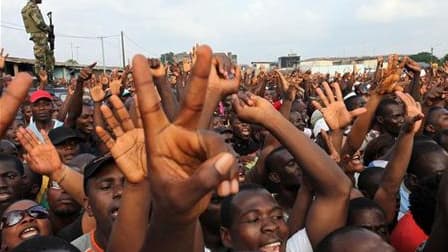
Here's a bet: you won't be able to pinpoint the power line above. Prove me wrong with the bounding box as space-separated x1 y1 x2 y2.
124 34 151 55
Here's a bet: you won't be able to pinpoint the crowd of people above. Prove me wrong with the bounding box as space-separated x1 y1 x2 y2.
0 44 448 252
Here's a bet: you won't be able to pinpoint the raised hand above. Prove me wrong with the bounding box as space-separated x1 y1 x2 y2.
231 91 276 124
39 69 48 84
0 48 8 70
133 45 237 224
312 82 366 130
0 73 33 138
376 54 405 94
395 91 424 133
208 56 241 98
16 128 62 177
89 78 106 102
79 62 97 82
109 78 122 96
96 95 147 183
148 58 166 78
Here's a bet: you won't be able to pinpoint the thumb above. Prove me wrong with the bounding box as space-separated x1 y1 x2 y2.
350 107 367 117
181 152 236 209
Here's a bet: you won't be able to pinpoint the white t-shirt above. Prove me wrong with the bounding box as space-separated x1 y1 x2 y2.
286 228 313 252
27 117 63 142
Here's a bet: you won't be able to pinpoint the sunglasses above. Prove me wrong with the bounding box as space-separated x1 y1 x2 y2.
0 205 48 229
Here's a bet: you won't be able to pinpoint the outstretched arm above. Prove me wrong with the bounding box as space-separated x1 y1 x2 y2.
233 92 352 248
0 73 33 138
374 92 423 223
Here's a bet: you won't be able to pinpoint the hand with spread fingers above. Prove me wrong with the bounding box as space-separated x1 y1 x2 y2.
312 82 366 130
376 54 405 94
395 91 424 134
109 78 122 96
133 45 238 225
0 73 33 138
89 78 106 103
16 128 62 177
96 95 147 183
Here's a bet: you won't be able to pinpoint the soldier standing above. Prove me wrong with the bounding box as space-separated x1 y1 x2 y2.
21 0 55 82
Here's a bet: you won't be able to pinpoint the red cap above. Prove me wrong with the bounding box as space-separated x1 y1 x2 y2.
30 90 52 103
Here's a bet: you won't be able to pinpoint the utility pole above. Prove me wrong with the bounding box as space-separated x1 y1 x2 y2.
75 46 80 62
99 36 106 73
70 42 74 61
121 31 126 68
431 47 434 64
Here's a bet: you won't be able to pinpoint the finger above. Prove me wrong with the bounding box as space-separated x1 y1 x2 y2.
133 54 169 134
0 73 33 137
315 88 330 106
16 128 35 151
109 95 135 131
100 105 124 137
311 100 323 111
183 152 236 208
175 45 213 130
0 48 3 56
230 177 239 194
322 82 335 103
349 107 367 118
96 127 115 150
25 128 41 146
41 130 52 145
332 82 343 101
89 62 97 68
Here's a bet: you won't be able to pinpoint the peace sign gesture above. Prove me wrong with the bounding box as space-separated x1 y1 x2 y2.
133 45 237 224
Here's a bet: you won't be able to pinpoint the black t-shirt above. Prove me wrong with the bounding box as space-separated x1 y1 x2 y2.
57 215 83 242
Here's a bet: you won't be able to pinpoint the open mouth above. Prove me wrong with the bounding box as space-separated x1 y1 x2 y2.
259 241 282 252
19 226 40 240
110 207 119 221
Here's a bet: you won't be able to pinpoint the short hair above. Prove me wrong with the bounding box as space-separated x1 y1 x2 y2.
264 146 288 173
374 95 402 120
317 226 375 252
357 168 384 199
409 173 442 235
347 197 386 225
220 183 265 228
423 107 446 134
11 236 80 252
0 153 24 175
344 95 365 112
408 140 446 176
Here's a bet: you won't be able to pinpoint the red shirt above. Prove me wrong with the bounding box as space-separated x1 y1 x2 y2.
390 212 428 252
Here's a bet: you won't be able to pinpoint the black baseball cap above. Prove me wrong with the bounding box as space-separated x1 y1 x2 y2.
83 153 115 194
48 127 82 145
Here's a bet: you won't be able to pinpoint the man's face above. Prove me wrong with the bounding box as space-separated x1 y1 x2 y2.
350 209 389 242
231 118 251 140
432 109 448 134
1 200 51 250
269 150 302 191
5 120 24 145
31 99 53 122
47 180 81 217
223 190 289 252
0 161 23 214
76 106 94 134
289 111 306 131
86 163 124 239
22 106 32 123
379 103 405 136
55 139 80 163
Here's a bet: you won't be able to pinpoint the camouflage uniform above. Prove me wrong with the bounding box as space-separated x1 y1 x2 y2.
21 0 55 80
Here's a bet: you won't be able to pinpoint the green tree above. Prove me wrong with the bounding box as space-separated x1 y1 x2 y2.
409 52 439 64
441 53 448 63
65 59 79 65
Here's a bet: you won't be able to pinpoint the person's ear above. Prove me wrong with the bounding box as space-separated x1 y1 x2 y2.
268 172 281 184
220 226 233 248
404 173 418 191
376 115 384 125
424 124 436 134
84 197 94 217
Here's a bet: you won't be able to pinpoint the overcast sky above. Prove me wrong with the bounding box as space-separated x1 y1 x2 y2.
1 0 448 66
